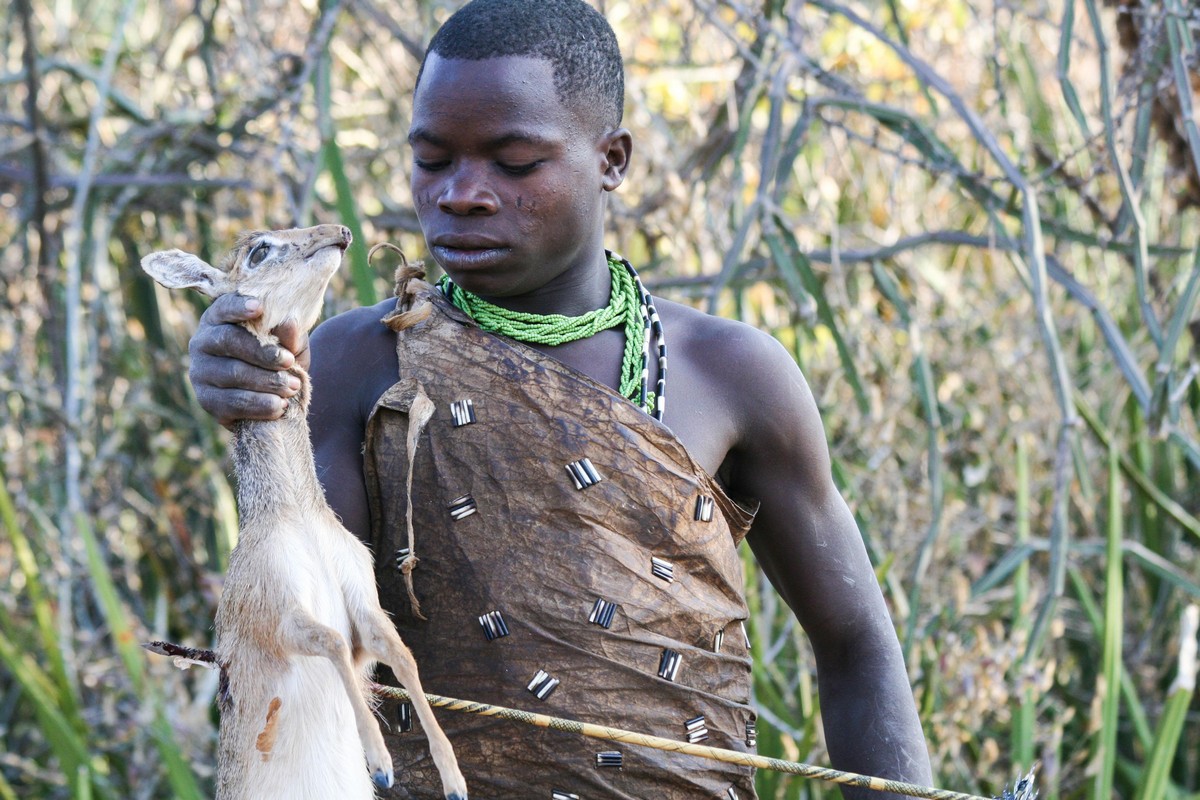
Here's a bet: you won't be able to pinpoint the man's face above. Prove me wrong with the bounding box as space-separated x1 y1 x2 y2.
409 54 626 301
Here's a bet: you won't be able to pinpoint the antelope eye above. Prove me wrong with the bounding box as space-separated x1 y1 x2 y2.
248 243 270 266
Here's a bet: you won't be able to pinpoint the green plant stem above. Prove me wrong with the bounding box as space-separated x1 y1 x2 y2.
1094 445 1124 800
1012 435 1035 772
1135 605 1198 800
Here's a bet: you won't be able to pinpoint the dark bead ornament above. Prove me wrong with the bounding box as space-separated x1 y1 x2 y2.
685 714 709 743
478 610 510 641
447 495 477 520
396 702 413 733
651 556 674 583
588 598 617 629
658 648 682 681
565 458 602 490
450 398 476 427
527 669 560 700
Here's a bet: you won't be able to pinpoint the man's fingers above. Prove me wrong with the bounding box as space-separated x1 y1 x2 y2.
191 314 294 371
195 386 289 427
186 292 317 427
271 319 311 371
200 292 263 326
192 357 301 396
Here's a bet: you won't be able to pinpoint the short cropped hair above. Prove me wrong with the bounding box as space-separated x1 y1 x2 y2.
418 0 624 129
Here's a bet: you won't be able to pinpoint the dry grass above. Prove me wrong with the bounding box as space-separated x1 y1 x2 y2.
2 1 1198 798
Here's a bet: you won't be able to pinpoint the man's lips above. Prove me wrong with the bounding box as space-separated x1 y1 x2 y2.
430 240 511 270
430 234 507 250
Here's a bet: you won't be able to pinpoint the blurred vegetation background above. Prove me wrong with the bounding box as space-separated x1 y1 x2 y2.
2 0 1199 797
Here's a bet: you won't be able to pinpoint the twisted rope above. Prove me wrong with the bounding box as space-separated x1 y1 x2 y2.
399 384 435 620
373 684 992 800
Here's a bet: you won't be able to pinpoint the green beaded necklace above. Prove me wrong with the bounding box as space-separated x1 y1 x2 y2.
437 253 665 419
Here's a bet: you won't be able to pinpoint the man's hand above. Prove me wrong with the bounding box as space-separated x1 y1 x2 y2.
188 294 310 427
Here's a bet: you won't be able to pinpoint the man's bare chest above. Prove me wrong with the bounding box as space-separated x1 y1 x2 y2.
525 330 739 478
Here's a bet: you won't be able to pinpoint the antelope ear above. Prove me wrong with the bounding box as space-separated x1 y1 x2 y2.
141 250 229 298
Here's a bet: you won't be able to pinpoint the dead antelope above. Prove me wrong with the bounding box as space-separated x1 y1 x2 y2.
142 225 467 800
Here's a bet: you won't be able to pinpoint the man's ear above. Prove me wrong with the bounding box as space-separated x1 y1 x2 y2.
141 250 229 298
600 127 633 191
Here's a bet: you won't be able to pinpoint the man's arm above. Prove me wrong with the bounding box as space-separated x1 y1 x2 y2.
307 301 401 541
726 330 933 799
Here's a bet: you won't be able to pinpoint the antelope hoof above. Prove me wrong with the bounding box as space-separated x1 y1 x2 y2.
446 794 467 800
372 769 394 790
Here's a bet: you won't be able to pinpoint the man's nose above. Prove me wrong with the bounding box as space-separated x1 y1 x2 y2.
438 163 498 216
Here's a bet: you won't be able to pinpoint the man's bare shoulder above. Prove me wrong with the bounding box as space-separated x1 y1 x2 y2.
657 297 806 406
310 298 400 378
311 298 397 354
655 296 826 486
309 298 400 421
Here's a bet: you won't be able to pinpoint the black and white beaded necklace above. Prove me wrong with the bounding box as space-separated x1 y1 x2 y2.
622 253 667 422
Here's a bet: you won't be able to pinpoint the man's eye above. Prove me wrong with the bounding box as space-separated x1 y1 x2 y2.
249 244 270 266
414 158 449 172
499 162 539 176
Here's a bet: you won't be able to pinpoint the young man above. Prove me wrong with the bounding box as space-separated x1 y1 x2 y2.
187 1 932 797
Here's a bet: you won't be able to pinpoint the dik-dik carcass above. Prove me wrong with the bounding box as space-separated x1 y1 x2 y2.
142 225 467 800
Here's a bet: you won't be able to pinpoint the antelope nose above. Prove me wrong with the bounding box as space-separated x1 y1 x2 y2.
304 226 353 257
